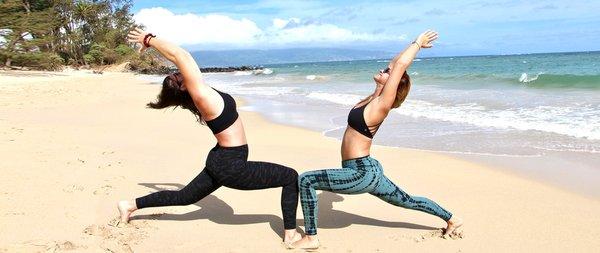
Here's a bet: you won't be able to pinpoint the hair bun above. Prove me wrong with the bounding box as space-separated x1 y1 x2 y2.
168 72 183 82
166 72 184 88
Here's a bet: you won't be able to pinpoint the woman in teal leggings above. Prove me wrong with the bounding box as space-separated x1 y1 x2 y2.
290 30 463 249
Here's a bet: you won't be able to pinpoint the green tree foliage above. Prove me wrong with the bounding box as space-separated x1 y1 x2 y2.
0 0 143 70
0 0 58 67
12 52 64 70
128 50 171 74
114 43 133 56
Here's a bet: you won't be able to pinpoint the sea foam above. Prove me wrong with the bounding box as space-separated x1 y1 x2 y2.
306 92 600 140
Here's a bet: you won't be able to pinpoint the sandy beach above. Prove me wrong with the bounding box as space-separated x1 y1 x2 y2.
1 70 599 252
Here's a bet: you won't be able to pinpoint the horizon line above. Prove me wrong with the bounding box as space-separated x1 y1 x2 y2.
191 49 599 67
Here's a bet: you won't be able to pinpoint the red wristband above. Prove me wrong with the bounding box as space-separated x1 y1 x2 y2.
143 33 156 47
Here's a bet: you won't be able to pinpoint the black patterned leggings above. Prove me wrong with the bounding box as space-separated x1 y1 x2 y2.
135 144 299 229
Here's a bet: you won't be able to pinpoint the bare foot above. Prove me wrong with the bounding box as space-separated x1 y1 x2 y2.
289 235 319 250
283 229 302 245
117 200 137 224
444 216 463 237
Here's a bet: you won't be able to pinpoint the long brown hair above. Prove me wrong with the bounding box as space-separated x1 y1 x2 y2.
146 72 204 123
359 71 411 108
392 71 411 108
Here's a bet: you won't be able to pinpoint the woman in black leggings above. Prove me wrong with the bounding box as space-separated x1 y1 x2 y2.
117 28 301 244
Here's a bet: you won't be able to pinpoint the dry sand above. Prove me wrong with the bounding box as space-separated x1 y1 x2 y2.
1 70 599 252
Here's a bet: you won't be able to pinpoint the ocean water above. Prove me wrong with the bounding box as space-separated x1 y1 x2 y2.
142 51 600 196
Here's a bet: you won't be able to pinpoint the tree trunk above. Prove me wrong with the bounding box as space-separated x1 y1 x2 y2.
3 32 22 67
21 0 31 13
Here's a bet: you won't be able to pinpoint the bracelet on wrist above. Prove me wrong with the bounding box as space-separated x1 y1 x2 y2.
412 41 421 48
143 33 156 48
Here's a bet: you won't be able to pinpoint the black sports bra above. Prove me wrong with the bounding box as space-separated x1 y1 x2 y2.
347 101 382 139
205 88 239 134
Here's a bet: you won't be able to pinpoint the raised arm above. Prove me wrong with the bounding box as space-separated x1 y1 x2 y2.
387 43 412 69
378 30 438 110
386 31 430 69
127 28 209 95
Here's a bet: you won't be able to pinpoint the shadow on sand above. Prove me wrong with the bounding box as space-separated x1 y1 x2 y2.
133 183 437 239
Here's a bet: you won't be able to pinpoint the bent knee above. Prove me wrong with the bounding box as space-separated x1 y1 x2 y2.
279 168 298 185
298 172 315 189
289 168 299 179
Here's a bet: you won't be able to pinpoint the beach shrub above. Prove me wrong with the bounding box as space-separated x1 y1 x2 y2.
83 54 94 65
115 44 134 57
128 52 172 74
83 44 123 65
11 52 64 70
103 48 119 65
41 54 65 70
88 43 107 65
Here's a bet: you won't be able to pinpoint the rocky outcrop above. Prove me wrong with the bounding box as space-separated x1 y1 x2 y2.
199 66 263 73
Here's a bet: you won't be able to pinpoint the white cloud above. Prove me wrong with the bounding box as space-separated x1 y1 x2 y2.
134 8 403 48
262 18 399 46
134 7 262 46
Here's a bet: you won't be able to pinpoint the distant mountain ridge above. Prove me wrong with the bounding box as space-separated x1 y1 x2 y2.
191 48 394 67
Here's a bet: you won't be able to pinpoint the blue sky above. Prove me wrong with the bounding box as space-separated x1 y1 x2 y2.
131 0 600 56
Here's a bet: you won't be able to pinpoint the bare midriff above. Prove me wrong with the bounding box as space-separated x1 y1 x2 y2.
341 126 372 161
214 118 247 147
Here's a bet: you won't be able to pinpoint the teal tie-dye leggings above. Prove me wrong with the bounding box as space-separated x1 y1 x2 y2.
298 156 452 235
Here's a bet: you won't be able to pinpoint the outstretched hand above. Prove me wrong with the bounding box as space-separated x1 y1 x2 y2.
127 27 149 53
415 30 438 48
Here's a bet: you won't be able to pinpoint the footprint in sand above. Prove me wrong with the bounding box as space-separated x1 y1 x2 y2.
93 185 113 195
100 241 134 253
386 234 415 242
3 212 25 216
45 241 79 251
3 240 80 252
83 217 153 253
63 184 84 193
83 224 112 238
414 228 464 242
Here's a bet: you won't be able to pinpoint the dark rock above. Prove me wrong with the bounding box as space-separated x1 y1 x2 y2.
199 65 264 73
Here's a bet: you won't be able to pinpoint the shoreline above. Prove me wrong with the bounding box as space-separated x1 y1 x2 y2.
234 94 600 204
235 94 600 200
1 70 600 252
